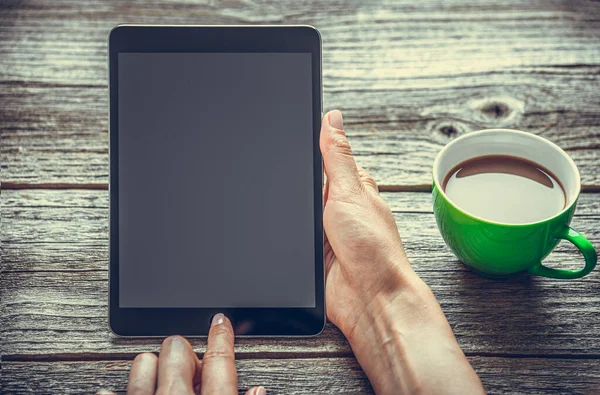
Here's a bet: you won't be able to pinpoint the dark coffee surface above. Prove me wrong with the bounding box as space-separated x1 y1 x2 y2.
442 155 566 224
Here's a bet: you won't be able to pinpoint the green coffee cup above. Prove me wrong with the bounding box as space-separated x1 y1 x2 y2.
432 129 597 279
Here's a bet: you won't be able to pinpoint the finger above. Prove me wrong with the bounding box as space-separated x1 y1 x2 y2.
193 357 203 394
96 391 117 395
126 353 158 395
245 386 267 395
319 110 362 191
356 164 379 195
156 336 199 395
201 313 238 395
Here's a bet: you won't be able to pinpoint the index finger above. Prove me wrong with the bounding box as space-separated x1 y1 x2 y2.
201 313 238 395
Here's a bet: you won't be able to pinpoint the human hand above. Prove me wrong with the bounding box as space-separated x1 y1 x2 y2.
321 110 483 394
321 110 420 339
97 314 265 395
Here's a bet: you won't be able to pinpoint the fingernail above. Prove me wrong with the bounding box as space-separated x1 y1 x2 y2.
329 110 343 129
211 313 225 327
169 336 185 354
256 386 267 395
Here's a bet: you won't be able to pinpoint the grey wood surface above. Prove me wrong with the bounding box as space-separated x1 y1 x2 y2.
2 190 600 394
1 0 600 393
2 357 600 395
2 0 600 188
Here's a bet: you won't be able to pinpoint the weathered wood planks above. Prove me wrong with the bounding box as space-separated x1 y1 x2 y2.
2 0 600 187
2 357 599 394
2 1 600 393
2 190 599 358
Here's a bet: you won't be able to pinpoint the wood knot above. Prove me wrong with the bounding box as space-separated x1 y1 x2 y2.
480 101 510 118
439 125 458 137
469 96 524 125
430 120 470 143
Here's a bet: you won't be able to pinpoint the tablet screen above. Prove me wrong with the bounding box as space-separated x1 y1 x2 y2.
117 53 316 308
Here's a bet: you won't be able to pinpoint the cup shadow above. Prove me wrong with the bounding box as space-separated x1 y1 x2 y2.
435 260 560 356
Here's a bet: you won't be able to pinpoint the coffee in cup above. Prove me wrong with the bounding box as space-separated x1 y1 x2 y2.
443 155 566 225
432 129 597 279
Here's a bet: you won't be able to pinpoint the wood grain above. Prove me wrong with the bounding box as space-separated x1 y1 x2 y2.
1 0 599 186
0 358 372 395
2 1 600 393
2 1 599 85
2 190 599 358
2 357 599 395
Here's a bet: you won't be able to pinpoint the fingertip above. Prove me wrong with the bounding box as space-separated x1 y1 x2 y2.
320 110 361 190
210 313 234 334
328 109 343 130
211 312 226 327
320 110 342 151
161 335 175 348
134 352 158 364
162 335 192 350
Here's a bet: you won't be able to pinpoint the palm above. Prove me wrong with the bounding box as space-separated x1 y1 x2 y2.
325 243 362 335
322 195 390 335
323 186 406 336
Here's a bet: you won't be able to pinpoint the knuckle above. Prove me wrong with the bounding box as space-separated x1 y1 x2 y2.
328 128 353 155
359 174 379 194
360 173 378 186
371 194 392 213
202 348 235 362
211 323 234 338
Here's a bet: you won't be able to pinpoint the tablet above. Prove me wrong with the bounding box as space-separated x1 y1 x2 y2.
108 25 324 337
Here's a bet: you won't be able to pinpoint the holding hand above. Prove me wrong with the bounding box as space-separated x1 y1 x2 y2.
320 110 484 394
320 109 417 338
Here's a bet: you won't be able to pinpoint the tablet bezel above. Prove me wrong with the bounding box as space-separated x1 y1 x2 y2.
108 25 324 337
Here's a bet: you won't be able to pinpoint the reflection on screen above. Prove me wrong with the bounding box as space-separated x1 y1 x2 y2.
118 53 315 308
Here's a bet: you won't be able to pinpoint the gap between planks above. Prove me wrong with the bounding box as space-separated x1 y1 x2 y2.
3 351 600 363
3 182 600 193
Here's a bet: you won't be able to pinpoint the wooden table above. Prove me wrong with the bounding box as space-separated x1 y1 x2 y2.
1 1 600 393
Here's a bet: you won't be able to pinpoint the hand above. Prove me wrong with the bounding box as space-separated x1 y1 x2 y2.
321 110 418 339
321 110 484 394
97 314 265 395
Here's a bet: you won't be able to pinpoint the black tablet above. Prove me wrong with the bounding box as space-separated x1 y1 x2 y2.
108 25 324 337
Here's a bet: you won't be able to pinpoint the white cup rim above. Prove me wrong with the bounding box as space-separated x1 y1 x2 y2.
432 129 581 226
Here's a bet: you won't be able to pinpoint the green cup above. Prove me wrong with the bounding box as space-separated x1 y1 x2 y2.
432 129 597 279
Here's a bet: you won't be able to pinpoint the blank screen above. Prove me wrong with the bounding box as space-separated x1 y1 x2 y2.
118 53 315 308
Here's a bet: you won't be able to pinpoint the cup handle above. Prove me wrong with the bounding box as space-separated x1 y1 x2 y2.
528 227 597 279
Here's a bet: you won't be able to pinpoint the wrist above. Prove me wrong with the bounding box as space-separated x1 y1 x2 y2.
344 273 432 393
344 266 428 345
343 272 484 395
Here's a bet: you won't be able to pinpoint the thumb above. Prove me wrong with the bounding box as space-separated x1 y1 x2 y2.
320 110 362 191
